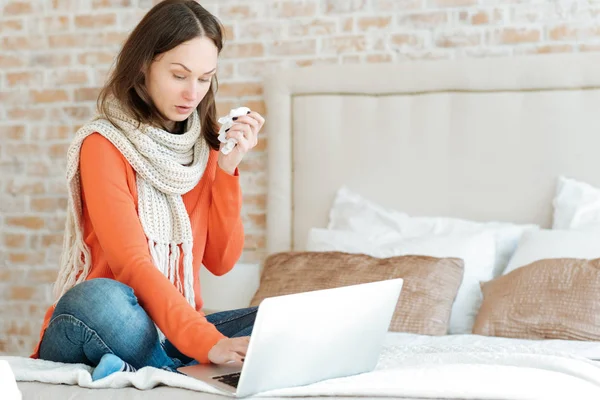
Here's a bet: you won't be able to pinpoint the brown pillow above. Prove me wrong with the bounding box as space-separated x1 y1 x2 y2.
249 251 464 335
473 258 600 340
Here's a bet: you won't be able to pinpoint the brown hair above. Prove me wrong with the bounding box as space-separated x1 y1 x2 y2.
97 0 224 150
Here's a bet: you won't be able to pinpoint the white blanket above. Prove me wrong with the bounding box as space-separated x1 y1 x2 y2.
4 337 600 400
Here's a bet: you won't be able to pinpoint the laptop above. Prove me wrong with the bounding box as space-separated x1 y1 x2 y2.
178 278 403 398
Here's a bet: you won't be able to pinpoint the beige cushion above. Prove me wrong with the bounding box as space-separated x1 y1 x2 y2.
473 258 600 340
249 251 464 335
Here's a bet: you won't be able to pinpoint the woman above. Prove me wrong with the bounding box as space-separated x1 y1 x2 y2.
31 0 264 381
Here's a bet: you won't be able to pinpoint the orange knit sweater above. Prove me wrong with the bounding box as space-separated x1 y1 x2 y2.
30 133 244 364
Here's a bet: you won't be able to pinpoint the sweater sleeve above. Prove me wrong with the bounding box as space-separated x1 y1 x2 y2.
79 134 226 363
202 165 245 276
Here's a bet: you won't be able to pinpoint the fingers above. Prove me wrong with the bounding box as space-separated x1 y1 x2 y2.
230 112 264 146
225 352 245 364
226 124 253 152
248 111 265 128
228 120 256 145
208 337 252 365
233 115 259 133
231 340 249 356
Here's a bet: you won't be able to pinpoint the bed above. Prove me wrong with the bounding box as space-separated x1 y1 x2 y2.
8 52 600 399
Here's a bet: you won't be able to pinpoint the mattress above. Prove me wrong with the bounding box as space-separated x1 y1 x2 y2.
12 332 600 399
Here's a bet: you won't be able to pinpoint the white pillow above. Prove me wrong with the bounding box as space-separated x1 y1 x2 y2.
328 186 539 277
552 175 600 230
503 229 600 275
306 228 497 335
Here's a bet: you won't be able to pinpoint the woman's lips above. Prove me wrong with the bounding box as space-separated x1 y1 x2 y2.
175 106 192 114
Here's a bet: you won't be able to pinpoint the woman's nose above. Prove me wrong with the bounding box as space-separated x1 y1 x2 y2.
183 82 198 101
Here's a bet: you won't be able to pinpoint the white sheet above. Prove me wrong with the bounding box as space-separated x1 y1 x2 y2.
4 333 600 399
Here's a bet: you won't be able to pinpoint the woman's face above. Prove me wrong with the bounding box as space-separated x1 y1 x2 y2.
146 36 218 131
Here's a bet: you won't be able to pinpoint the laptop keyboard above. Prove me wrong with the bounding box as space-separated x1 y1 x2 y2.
212 372 241 388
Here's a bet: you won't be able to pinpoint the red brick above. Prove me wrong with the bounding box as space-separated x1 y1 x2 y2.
372 0 421 11
8 252 45 265
289 19 337 36
4 320 32 336
272 1 318 18
496 28 541 44
30 197 68 212
243 233 265 250
0 19 25 33
218 83 263 98
50 70 89 85
30 53 72 67
390 33 423 47
357 16 392 31
31 90 69 103
221 43 265 59
243 100 266 116
430 0 477 7
515 44 574 55
342 17 354 32
5 216 45 230
7 107 46 120
6 71 44 87
30 125 72 141
240 250 267 263
294 57 336 68
75 87 101 102
41 234 64 247
245 213 266 229
325 0 367 14
40 16 70 31
322 36 367 53
1 125 26 140
238 22 283 40
0 55 24 68
242 194 266 210
6 178 45 195
219 5 258 19
78 51 116 65
75 13 117 29
92 0 132 7
0 269 27 282
366 53 393 63
270 40 317 56
9 286 37 301
61 106 93 121
435 31 481 47
236 60 286 79
4 1 33 15
29 269 59 283
3 234 27 248
48 143 71 159
399 12 448 27
2 36 47 51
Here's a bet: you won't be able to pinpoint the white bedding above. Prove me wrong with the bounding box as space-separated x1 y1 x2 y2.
4 332 600 399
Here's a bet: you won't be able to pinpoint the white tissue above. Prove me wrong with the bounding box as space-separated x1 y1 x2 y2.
217 106 251 155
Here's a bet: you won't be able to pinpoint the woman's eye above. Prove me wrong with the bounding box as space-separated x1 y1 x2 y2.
173 75 185 80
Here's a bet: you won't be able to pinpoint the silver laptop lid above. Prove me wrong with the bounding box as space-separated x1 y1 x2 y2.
236 278 403 397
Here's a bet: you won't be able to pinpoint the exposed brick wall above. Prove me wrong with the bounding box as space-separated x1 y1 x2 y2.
0 0 597 355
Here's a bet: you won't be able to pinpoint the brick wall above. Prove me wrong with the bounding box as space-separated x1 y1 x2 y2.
0 0 597 356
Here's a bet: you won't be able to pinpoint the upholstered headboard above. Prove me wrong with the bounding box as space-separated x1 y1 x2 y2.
263 53 600 254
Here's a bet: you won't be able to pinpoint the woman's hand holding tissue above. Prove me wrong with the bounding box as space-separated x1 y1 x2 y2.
207 336 250 365
217 109 265 175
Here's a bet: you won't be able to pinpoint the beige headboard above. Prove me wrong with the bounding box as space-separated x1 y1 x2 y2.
263 53 600 255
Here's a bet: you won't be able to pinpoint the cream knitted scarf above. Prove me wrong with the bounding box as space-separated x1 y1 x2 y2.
53 98 210 309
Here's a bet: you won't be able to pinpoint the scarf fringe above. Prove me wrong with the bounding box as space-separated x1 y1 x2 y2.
52 98 209 311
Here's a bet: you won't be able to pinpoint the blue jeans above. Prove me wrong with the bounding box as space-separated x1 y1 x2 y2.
38 278 257 372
